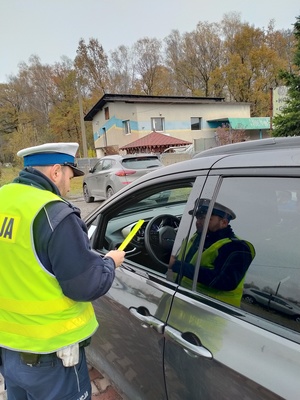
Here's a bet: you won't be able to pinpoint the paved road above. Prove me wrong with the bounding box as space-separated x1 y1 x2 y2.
68 194 103 219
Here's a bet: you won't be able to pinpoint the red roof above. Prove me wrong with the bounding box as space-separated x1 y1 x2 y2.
120 131 192 150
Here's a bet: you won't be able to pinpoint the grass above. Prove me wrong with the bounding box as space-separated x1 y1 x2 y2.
0 167 83 196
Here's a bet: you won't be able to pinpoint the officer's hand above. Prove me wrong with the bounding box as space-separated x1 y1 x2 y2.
105 250 125 268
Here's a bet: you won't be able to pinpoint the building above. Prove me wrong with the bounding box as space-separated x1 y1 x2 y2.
84 94 270 157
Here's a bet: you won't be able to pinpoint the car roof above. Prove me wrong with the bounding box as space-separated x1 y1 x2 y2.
193 136 300 158
124 136 300 188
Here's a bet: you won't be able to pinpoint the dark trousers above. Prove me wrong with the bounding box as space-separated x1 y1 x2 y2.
1 347 91 400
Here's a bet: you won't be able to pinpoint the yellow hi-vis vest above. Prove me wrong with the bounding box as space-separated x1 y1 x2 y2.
0 183 98 353
175 234 255 307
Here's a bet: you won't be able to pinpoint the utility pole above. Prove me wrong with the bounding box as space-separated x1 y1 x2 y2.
77 81 88 158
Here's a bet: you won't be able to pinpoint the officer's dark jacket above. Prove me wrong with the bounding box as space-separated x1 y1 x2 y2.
172 225 254 291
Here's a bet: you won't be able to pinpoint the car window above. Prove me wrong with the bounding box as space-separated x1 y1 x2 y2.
177 176 300 333
102 159 114 170
93 160 103 172
121 156 162 169
92 181 194 274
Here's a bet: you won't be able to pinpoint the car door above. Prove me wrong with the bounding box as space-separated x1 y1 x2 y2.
84 178 196 399
97 159 115 198
164 172 300 399
86 160 104 196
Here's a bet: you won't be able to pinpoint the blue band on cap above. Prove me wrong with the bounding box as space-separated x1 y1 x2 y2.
24 153 75 167
212 210 228 219
196 207 231 221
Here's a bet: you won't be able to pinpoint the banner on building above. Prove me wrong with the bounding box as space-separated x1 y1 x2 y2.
273 86 289 117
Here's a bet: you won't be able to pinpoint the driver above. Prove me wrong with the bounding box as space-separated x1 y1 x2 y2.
168 199 255 307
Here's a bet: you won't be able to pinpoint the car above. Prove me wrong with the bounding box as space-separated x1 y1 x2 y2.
82 154 163 202
163 144 194 154
243 288 300 322
84 136 300 399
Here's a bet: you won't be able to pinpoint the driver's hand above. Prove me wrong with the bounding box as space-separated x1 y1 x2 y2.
169 255 176 268
166 268 175 281
105 250 125 268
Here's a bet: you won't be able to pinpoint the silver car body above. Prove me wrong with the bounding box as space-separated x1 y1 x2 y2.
84 137 300 399
243 288 300 320
83 154 162 201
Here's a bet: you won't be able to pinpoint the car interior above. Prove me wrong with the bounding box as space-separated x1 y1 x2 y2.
90 182 194 274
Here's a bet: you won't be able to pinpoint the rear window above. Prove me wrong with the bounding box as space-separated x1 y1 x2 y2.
121 157 162 169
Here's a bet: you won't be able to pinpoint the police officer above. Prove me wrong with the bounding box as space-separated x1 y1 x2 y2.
0 143 125 400
169 198 255 307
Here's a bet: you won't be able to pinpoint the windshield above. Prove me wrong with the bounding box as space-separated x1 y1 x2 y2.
121 156 162 169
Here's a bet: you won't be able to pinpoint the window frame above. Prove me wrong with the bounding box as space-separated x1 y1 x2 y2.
122 120 131 135
104 107 110 120
191 117 202 131
151 117 165 132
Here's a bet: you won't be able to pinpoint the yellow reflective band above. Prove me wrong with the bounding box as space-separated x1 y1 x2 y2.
0 296 75 314
0 304 96 339
118 219 144 251
0 213 20 243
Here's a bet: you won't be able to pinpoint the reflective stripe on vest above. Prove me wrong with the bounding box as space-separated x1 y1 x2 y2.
0 183 98 352
176 234 255 307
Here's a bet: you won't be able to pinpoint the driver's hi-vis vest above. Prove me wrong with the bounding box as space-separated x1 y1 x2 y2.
175 234 255 307
0 183 98 353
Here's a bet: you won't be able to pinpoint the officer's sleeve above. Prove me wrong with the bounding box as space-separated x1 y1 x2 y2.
198 242 253 291
47 212 116 301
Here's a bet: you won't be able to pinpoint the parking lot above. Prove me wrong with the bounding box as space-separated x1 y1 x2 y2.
68 194 101 218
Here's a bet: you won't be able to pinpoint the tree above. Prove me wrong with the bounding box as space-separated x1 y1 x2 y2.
0 57 56 162
0 83 19 135
48 59 95 153
164 29 194 95
48 64 80 142
265 20 295 76
132 37 163 95
165 24 223 97
74 38 110 96
215 124 249 145
109 45 136 93
273 16 300 137
188 22 223 97
219 15 286 116
16 55 54 131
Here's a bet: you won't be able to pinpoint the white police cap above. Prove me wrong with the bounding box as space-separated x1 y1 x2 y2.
189 198 236 221
17 142 84 177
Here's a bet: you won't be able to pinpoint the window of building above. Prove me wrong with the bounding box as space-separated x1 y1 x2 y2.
191 117 202 130
151 117 165 132
123 120 131 135
104 107 110 120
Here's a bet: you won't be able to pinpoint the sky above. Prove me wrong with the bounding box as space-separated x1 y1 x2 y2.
0 0 299 83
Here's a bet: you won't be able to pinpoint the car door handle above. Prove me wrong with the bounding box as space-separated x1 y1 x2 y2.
164 325 213 359
129 307 165 334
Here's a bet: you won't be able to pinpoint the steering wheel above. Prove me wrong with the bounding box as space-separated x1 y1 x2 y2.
144 214 180 268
